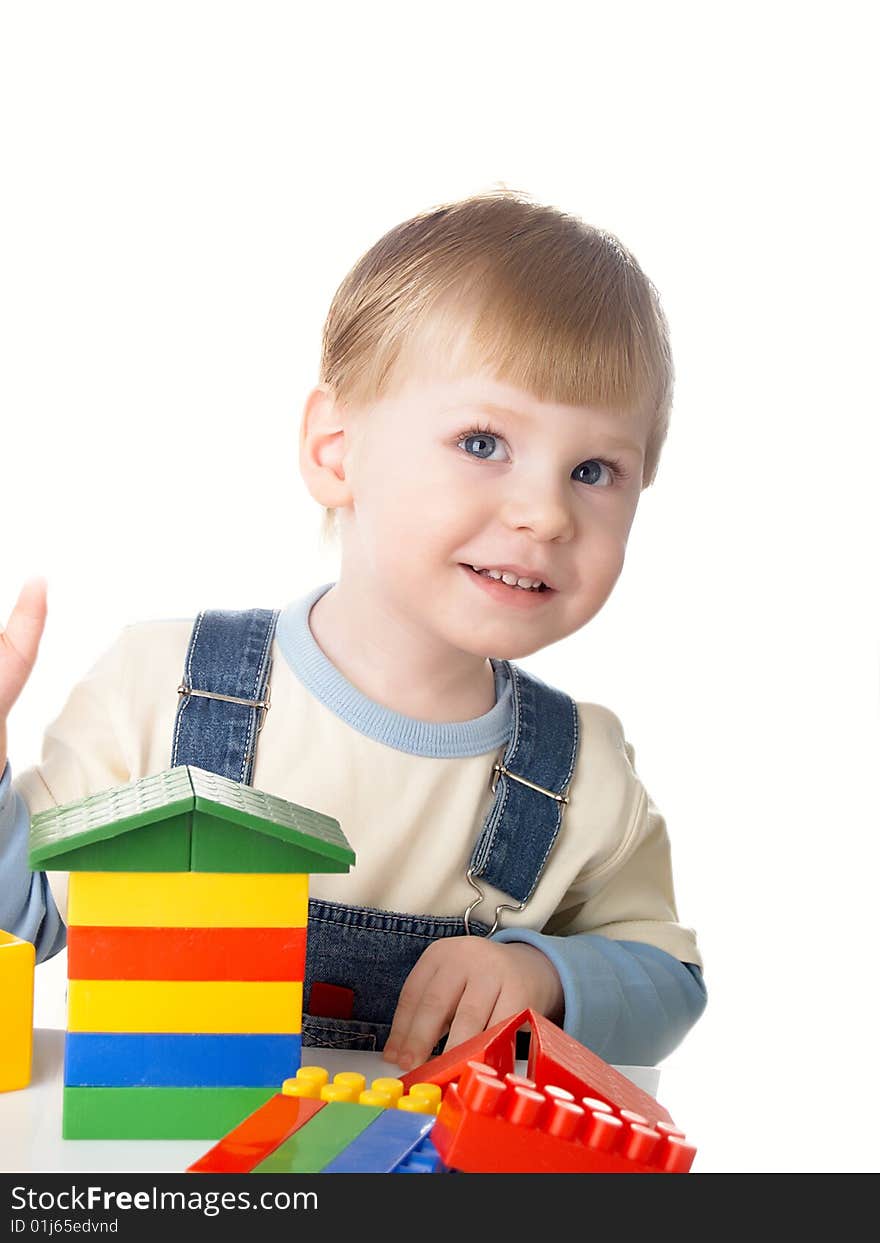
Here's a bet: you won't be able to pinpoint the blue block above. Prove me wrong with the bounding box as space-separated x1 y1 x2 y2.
64 1032 302 1087
321 1108 437 1173
396 1135 444 1173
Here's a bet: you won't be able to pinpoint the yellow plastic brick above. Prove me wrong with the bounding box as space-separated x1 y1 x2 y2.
320 1083 358 1103
68 979 302 1033
282 1079 317 1099
295 1066 330 1092
333 1071 366 1096
0 930 34 1091
409 1082 442 1108
67 872 308 928
371 1076 404 1104
359 1089 394 1108
398 1093 438 1115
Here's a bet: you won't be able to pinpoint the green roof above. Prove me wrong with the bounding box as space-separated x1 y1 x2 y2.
28 765 355 875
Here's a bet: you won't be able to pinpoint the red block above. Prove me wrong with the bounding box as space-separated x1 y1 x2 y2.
399 1010 522 1092
526 1010 673 1128
308 982 354 1020
432 1065 696 1174
67 925 306 982
187 1095 325 1173
401 1008 673 1130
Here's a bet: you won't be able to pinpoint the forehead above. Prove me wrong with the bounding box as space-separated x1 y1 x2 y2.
382 365 651 456
375 306 652 448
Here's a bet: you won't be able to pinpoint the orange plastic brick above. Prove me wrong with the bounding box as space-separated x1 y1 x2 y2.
67 925 306 981
188 1093 325 1173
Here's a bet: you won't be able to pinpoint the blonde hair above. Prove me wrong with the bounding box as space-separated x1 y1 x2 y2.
318 188 674 534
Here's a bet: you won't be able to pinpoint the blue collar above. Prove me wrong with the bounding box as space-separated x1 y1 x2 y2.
275 583 513 759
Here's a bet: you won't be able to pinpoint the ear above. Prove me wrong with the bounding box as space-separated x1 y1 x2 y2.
299 384 354 509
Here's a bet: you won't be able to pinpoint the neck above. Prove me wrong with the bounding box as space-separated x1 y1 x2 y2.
307 579 497 722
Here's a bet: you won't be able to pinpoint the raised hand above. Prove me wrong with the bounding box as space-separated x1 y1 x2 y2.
0 579 48 771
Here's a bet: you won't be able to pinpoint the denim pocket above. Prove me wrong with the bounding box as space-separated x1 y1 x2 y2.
302 1014 392 1052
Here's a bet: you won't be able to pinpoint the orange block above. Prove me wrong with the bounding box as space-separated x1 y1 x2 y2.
188 1095 325 1173
67 926 306 981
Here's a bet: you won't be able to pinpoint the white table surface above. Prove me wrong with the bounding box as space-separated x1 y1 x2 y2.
1 951 660 1174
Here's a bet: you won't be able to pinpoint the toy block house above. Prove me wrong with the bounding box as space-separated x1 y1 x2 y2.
28 765 354 1140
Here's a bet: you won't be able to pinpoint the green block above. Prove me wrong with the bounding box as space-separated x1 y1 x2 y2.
189 768 354 871
63 1086 276 1139
252 1102 383 1173
190 815 352 873
30 765 355 875
29 769 195 871
33 814 192 872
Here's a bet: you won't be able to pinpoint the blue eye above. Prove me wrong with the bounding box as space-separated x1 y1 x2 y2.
458 432 508 461
572 459 614 487
455 431 624 484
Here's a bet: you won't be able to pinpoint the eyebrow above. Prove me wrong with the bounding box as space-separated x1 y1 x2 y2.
457 401 645 459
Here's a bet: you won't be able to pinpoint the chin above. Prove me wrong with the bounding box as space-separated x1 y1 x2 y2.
456 629 554 663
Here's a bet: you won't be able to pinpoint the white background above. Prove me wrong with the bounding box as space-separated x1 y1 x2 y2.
2 1 877 1173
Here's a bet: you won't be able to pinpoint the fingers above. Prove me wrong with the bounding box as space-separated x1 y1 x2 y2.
384 951 503 1072
382 940 551 1074
0 579 48 718
384 957 461 1072
3 578 48 663
445 977 503 1054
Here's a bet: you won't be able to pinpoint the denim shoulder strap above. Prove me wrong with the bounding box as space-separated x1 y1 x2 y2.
466 660 579 930
171 608 280 784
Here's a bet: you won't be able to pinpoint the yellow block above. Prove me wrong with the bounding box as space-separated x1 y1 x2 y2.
0 930 35 1091
68 979 303 1033
67 872 308 928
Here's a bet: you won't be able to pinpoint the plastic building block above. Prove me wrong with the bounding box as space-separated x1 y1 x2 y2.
321 1106 437 1173
188 1095 325 1173
308 981 354 1019
28 767 354 1142
525 1009 672 1128
29 765 355 875
406 1083 442 1112
188 765 354 873
29 768 195 873
399 1009 694 1172
253 1101 384 1173
394 1133 444 1173
0 929 35 1091
64 1032 302 1087
66 925 307 981
67 978 302 1034
62 1086 277 1139
431 1061 696 1174
185 1082 447 1174
398 1009 525 1092
400 1007 673 1128
284 1066 330 1096
66 871 309 927
371 1076 405 1105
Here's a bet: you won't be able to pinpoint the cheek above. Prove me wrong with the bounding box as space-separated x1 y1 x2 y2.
577 524 629 598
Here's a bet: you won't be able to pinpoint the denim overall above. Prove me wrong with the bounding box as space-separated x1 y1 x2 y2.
172 608 579 1051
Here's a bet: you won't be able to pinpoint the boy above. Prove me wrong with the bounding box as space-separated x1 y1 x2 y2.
0 190 706 1073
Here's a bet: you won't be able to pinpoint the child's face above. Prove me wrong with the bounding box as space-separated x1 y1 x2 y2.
332 368 650 661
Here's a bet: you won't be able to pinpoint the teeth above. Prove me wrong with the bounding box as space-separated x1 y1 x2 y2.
469 566 546 592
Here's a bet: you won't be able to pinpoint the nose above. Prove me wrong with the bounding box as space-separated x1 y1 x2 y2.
498 478 575 543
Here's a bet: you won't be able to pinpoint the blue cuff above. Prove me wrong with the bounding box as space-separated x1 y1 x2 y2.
0 760 67 963
492 927 707 1065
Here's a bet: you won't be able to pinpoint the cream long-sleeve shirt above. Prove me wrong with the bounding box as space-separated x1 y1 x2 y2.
2 586 706 1062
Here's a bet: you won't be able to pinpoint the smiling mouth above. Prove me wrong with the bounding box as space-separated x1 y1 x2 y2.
462 564 552 593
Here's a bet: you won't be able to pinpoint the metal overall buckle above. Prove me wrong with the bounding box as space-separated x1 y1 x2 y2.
463 763 570 936
177 682 272 733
